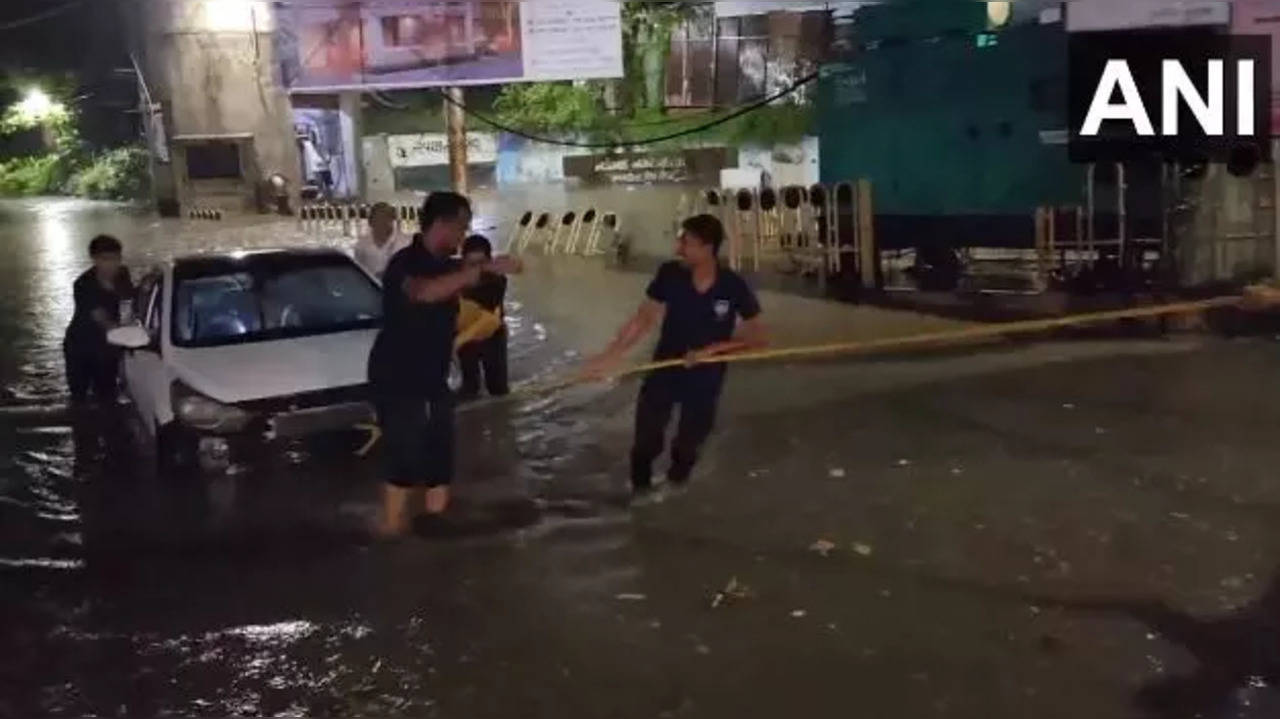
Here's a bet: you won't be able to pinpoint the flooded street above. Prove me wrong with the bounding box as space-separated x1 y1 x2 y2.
4 197 1280 718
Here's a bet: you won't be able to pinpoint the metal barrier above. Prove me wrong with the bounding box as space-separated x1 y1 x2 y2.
548 211 578 254
508 210 534 251
567 208 597 254
299 203 416 238
586 212 617 256
510 208 617 257
728 188 757 272
516 212 552 253
187 207 224 221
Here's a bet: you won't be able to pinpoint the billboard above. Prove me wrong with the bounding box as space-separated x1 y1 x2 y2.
275 0 623 93
1064 0 1229 32
1233 0 1280 135
714 1 862 17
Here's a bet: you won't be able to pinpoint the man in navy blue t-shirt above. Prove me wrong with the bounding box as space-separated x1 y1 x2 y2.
582 214 767 499
367 192 521 536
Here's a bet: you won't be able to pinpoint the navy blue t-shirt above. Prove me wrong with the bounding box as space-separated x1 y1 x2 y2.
646 261 761 385
65 267 133 349
368 239 459 398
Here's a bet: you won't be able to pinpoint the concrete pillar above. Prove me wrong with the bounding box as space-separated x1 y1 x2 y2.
338 91 363 200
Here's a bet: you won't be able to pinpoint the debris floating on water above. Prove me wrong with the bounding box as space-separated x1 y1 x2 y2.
790 610 807 619
852 542 874 557
809 539 837 557
710 577 751 609
828 468 846 478
895 459 912 467
615 593 647 602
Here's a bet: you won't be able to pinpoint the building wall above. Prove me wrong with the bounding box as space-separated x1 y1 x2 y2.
137 0 301 213
1175 163 1278 286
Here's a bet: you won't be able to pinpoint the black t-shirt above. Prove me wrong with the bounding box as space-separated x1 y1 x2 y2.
463 272 506 314
66 267 134 348
646 261 761 383
368 239 460 397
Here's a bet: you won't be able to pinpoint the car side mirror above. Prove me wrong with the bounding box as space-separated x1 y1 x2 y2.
107 325 151 350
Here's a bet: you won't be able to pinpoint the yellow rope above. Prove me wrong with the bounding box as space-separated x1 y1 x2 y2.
352 295 1242 457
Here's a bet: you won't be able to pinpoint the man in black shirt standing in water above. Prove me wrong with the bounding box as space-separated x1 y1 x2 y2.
582 214 767 501
368 192 521 536
64 235 133 406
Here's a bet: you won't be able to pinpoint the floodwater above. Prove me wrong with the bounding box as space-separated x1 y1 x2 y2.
4 197 1280 718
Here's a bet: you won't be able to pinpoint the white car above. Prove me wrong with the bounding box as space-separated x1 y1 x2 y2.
107 248 382 474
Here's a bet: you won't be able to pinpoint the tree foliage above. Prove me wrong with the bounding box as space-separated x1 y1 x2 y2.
622 1 695 113
492 82 606 134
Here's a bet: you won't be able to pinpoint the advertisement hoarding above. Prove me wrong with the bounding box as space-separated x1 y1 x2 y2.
1064 0 1229 33
1233 0 1280 135
275 0 623 93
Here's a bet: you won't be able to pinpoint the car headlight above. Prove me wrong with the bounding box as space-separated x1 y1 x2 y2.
171 380 254 433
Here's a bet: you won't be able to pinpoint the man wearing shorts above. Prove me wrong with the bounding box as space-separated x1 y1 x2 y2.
367 192 521 536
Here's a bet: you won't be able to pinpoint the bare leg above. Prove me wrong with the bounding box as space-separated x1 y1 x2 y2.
424 486 450 515
376 483 412 537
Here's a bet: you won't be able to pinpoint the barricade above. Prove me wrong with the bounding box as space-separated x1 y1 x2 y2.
508 211 534 251
548 211 578 254
187 207 224 221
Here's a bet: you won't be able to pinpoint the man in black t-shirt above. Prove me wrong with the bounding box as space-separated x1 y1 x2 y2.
368 192 521 537
582 215 767 499
64 235 133 406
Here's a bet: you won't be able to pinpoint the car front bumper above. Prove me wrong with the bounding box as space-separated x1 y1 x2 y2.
185 400 376 474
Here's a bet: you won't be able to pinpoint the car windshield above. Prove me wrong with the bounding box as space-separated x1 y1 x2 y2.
172 253 382 347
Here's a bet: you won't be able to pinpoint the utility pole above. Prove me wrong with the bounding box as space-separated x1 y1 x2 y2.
1274 139 1280 281
445 86 468 195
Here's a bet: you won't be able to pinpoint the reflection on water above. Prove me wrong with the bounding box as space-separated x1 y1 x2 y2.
4 198 1280 717
0 198 655 717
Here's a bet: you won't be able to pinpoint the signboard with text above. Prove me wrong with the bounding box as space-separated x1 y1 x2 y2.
387 132 497 167
1065 0 1229 33
275 0 623 93
1233 0 1280 135
563 148 732 185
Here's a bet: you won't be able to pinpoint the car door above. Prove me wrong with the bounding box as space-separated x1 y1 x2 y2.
121 272 166 434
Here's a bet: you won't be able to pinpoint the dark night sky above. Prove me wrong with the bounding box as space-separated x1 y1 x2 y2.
0 0 135 146
0 0 128 76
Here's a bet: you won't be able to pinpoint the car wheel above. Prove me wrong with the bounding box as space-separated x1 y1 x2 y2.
156 422 197 478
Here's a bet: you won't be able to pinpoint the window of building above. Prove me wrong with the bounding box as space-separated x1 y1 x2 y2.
185 142 242 180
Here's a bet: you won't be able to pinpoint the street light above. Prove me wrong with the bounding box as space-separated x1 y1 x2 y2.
11 87 67 126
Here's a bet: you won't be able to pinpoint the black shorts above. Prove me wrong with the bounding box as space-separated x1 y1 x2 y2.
375 394 454 488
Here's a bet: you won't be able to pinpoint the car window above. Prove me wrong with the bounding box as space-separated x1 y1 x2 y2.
171 254 382 347
135 272 159 318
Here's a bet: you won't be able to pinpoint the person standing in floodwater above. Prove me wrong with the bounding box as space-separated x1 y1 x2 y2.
581 214 767 502
353 201 409 280
456 234 510 401
63 235 133 406
367 192 522 536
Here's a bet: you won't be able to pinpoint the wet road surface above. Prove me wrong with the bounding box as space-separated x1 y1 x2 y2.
3 198 1280 718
